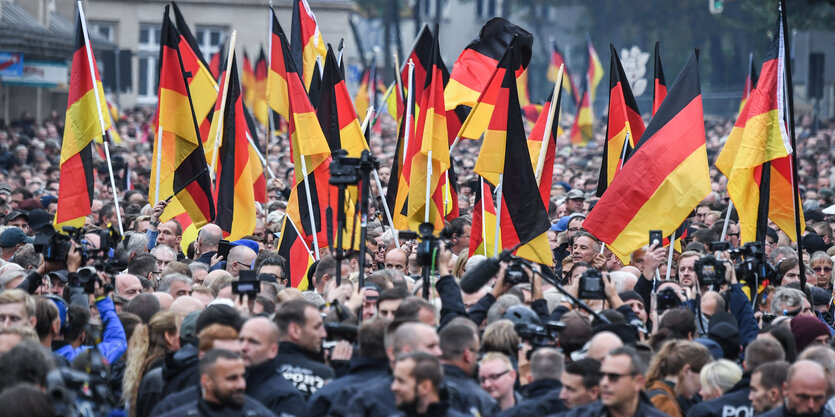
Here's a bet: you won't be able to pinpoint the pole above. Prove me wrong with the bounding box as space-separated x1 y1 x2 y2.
211 31 237 177
666 230 676 280
480 177 487 256
720 200 734 241
360 107 374 133
300 155 321 259
371 169 398 242
425 150 433 223
493 174 504 257
77 0 123 235
155 127 163 203
618 132 630 171
402 60 415 165
357 150 374 289
535 66 562 184
779 0 806 292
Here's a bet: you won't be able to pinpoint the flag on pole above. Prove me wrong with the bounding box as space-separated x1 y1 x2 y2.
253 48 270 127
388 63 416 230
473 39 552 265
596 45 646 197
242 105 267 204
468 178 498 258
212 50 256 240
584 51 709 256
445 17 532 111
267 8 289 120
276 216 314 290
55 3 110 229
290 0 327 90
569 84 592 146
548 40 579 104
150 10 215 232
652 41 667 116
739 52 759 114
715 14 802 243
317 46 369 158
586 35 604 101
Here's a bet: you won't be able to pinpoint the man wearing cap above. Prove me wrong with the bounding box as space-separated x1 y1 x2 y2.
0 228 33 261
564 189 586 215
4 211 30 236
26 209 52 235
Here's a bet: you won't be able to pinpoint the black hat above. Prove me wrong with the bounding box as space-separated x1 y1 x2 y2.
27 209 52 232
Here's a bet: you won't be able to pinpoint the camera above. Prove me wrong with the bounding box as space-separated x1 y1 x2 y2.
504 259 528 286
695 254 727 287
231 270 261 298
47 349 115 417
578 269 606 300
514 321 564 356
324 322 358 343
656 287 682 313
415 222 441 267
329 150 363 186
702 241 775 293
34 227 77 264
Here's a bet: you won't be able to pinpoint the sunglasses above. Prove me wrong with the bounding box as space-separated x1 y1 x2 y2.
600 371 636 383
813 267 833 273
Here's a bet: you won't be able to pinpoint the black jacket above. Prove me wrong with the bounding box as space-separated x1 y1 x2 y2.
551 398 668 417
246 357 306 417
135 359 165 417
344 376 398 417
196 250 217 266
686 375 751 417
442 364 500 417
402 400 471 417
759 404 835 417
307 356 391 417
157 396 278 417
150 385 200 416
275 341 335 400
161 343 201 399
499 379 564 417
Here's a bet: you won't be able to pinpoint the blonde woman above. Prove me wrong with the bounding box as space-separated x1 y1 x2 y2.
122 311 179 417
698 359 743 401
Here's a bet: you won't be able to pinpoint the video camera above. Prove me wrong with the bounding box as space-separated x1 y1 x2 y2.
514 321 564 355
231 270 261 298
696 241 775 292
34 225 122 293
47 349 116 417
656 287 683 313
578 269 606 300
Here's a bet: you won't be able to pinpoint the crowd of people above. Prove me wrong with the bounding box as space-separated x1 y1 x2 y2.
0 105 834 417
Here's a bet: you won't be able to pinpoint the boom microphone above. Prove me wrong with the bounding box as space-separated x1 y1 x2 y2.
459 257 502 294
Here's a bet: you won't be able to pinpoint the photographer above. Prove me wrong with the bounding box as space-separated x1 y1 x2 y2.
53 242 127 365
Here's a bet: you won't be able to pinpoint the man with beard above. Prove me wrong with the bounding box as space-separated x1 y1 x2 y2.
391 352 468 417
158 349 277 417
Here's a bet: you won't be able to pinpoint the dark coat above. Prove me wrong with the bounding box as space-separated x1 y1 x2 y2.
307 357 391 417
275 342 335 400
442 364 500 417
498 378 564 417
246 357 306 417
161 343 200 399
157 396 278 417
552 398 668 417
685 375 751 417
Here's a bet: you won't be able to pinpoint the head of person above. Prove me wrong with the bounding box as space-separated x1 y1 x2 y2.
438 320 479 376
698 359 743 401
391 351 444 413
0 289 36 329
115 274 143 301
376 288 406 321
198 324 240 355
385 248 408 273
572 232 600 264
158 273 193 299
312 256 347 293
358 318 389 362
253 253 288 287
478 352 517 405
128 253 160 283
749 361 790 414
273 299 325 353
199 349 247 407
225 245 257 278
586 331 624 362
809 251 833 289
529 347 564 384
782 360 828 415
197 224 222 254
771 287 813 318
157 219 183 250
238 317 279 367
560 358 601 408
388 322 442 364
599 347 646 413
677 251 701 288
151 244 177 272
646 340 713 399
777 257 801 286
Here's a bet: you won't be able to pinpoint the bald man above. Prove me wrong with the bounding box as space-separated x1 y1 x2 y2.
195 224 222 265
586 331 623 362
226 245 257 278
759 360 828 417
385 248 408 273
153 292 174 311
115 274 143 301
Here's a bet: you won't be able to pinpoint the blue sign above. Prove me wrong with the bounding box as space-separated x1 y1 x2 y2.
0 52 23 78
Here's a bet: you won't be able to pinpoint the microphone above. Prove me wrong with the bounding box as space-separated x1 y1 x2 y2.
459 257 502 294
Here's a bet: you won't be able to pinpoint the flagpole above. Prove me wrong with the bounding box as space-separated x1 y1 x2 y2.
535 66 563 184
493 175 504 257
155 127 163 203
480 177 487 257
618 132 630 170
402 60 415 165
212 31 237 180
665 230 676 280
779 0 806 291
425 151 433 224
77 0 123 235
720 200 734 241
299 155 321 259
442 171 450 215
372 169 397 242
360 107 374 132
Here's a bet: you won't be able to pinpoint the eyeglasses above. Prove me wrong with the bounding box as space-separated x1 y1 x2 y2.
234 260 251 270
813 266 833 273
727 233 739 237
479 370 510 384
600 371 637 383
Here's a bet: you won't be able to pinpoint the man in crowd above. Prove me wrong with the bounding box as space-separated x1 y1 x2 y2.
749 361 790 415
391 352 468 417
273 299 333 399
759 360 829 417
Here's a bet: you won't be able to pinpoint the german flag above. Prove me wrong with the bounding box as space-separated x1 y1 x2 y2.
307 58 322 107
171 2 218 143
388 63 416 230
209 51 221 80
55 4 109 229
586 35 604 102
468 178 498 258
548 40 580 105
267 7 289 120
457 43 514 141
445 17 532 111
528 71 563 212
277 216 314 290
516 67 532 109
103 100 123 144
317 46 368 158
474 39 552 264
150 10 215 231
715 15 802 243
212 49 256 240
405 26 450 233
595 45 646 197
653 41 667 116
290 0 327 90
583 51 710 256
253 48 270 127
738 52 759 114
242 105 267 204
242 51 256 109
569 84 592 146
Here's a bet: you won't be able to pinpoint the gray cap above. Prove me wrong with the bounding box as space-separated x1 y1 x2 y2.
566 189 585 200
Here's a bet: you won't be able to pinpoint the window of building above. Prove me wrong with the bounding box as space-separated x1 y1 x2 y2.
137 23 161 103
89 21 116 42
195 26 226 60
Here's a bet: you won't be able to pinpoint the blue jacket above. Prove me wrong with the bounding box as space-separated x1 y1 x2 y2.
55 296 127 364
